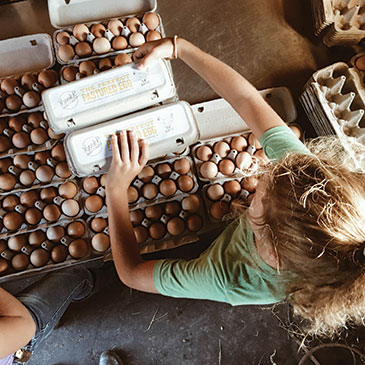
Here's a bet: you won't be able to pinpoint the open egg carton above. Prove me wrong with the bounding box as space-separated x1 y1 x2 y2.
0 219 99 282
300 61 365 166
311 0 365 46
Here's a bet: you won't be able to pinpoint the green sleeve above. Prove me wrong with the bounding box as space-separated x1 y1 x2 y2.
259 126 309 161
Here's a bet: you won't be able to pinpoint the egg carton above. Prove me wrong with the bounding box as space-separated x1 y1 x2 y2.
53 12 165 65
0 179 85 237
191 132 269 183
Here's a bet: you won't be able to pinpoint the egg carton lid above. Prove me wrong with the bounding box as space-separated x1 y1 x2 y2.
48 0 157 28
0 34 55 79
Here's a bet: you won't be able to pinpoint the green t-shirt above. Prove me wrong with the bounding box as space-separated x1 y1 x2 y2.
153 126 309 305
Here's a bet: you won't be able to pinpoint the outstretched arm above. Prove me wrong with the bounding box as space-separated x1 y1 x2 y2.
134 38 286 139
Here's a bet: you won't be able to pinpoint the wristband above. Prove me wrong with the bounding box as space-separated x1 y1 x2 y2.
173 35 178 59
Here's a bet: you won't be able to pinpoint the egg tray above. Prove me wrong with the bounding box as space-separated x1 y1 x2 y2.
53 12 165 65
59 50 136 84
191 133 267 183
0 179 85 237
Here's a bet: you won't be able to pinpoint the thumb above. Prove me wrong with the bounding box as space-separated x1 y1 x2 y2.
137 50 158 70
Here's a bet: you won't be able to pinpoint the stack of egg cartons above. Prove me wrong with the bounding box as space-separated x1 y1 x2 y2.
311 0 365 46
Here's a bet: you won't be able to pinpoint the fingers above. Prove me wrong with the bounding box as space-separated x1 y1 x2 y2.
119 130 130 163
139 139 150 167
136 50 158 70
110 134 121 164
129 130 139 164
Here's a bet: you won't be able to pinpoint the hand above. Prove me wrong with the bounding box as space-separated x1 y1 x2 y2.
133 38 176 69
106 130 149 193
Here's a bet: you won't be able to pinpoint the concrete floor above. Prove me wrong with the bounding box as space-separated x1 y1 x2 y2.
1 0 363 364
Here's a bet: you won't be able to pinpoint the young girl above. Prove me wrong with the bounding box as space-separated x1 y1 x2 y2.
105 37 365 338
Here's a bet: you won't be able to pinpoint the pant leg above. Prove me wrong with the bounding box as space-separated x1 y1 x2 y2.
16 265 93 353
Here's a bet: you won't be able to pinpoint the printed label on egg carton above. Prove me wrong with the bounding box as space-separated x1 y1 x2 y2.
0 179 84 237
53 12 165 65
191 133 268 183
59 50 136 84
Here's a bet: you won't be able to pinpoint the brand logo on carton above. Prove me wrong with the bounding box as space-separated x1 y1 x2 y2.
82 136 103 157
59 91 78 110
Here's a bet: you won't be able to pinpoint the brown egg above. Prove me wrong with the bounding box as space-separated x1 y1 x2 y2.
3 211 23 230
149 222 166 240
68 239 88 258
40 187 57 202
108 19 123 36
58 181 77 199
25 207 42 225
79 60 97 76
159 179 176 197
67 221 85 237
1 78 18 94
93 38 111 54
146 30 161 42
164 201 180 216
30 128 48 145
91 23 106 37
19 170 36 186
85 195 103 213
112 36 128 50
100 174 107 187
236 152 252 170
134 226 148 244
186 215 203 232
241 175 259 193
13 154 31 169
75 42 93 57
206 184 224 201
223 180 241 197
167 216 186 237
142 13 160 30
138 165 154 183
254 149 270 166
156 163 172 178
200 161 218 179
91 232 110 252
98 57 113 71
29 230 46 247
12 131 30 149
21 74 37 90
73 24 89 41
61 199 80 217
177 175 194 192
91 217 108 232
6 95 22 111
248 133 262 149
174 158 190 175
289 125 302 139
114 53 132 66
30 248 49 267
34 151 51 165
55 161 71 178
83 176 99 194
58 44 75 62
129 32 145 47
62 66 79 82
46 226 65 241
12 253 29 271
38 70 58 88
0 158 11 172
3 195 19 211
48 128 64 140
0 258 9 274
127 186 139 204
0 173 16 191
23 91 40 108
43 204 61 222
142 183 158 200
9 116 26 132
51 245 68 263
27 112 43 128
129 210 143 226
56 31 71 45
126 17 141 32
145 205 163 220
181 195 200 213
20 190 39 207
218 159 235 175
51 144 66 161
36 165 54 183
0 136 11 153
231 136 248 152
214 141 230 158
8 235 27 251
210 201 230 220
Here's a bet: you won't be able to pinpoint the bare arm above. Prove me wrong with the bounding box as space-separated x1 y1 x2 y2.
0 287 36 358
134 38 286 139
106 131 159 293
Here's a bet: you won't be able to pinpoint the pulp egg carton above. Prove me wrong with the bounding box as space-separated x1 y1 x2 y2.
0 219 101 282
311 0 365 46
64 101 199 176
0 179 84 236
0 34 61 118
43 58 176 135
59 50 136 84
48 0 164 65
85 214 111 255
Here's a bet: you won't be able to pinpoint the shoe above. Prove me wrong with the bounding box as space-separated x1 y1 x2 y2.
99 350 124 365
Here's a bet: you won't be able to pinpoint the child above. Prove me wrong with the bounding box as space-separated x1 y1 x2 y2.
105 37 365 337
